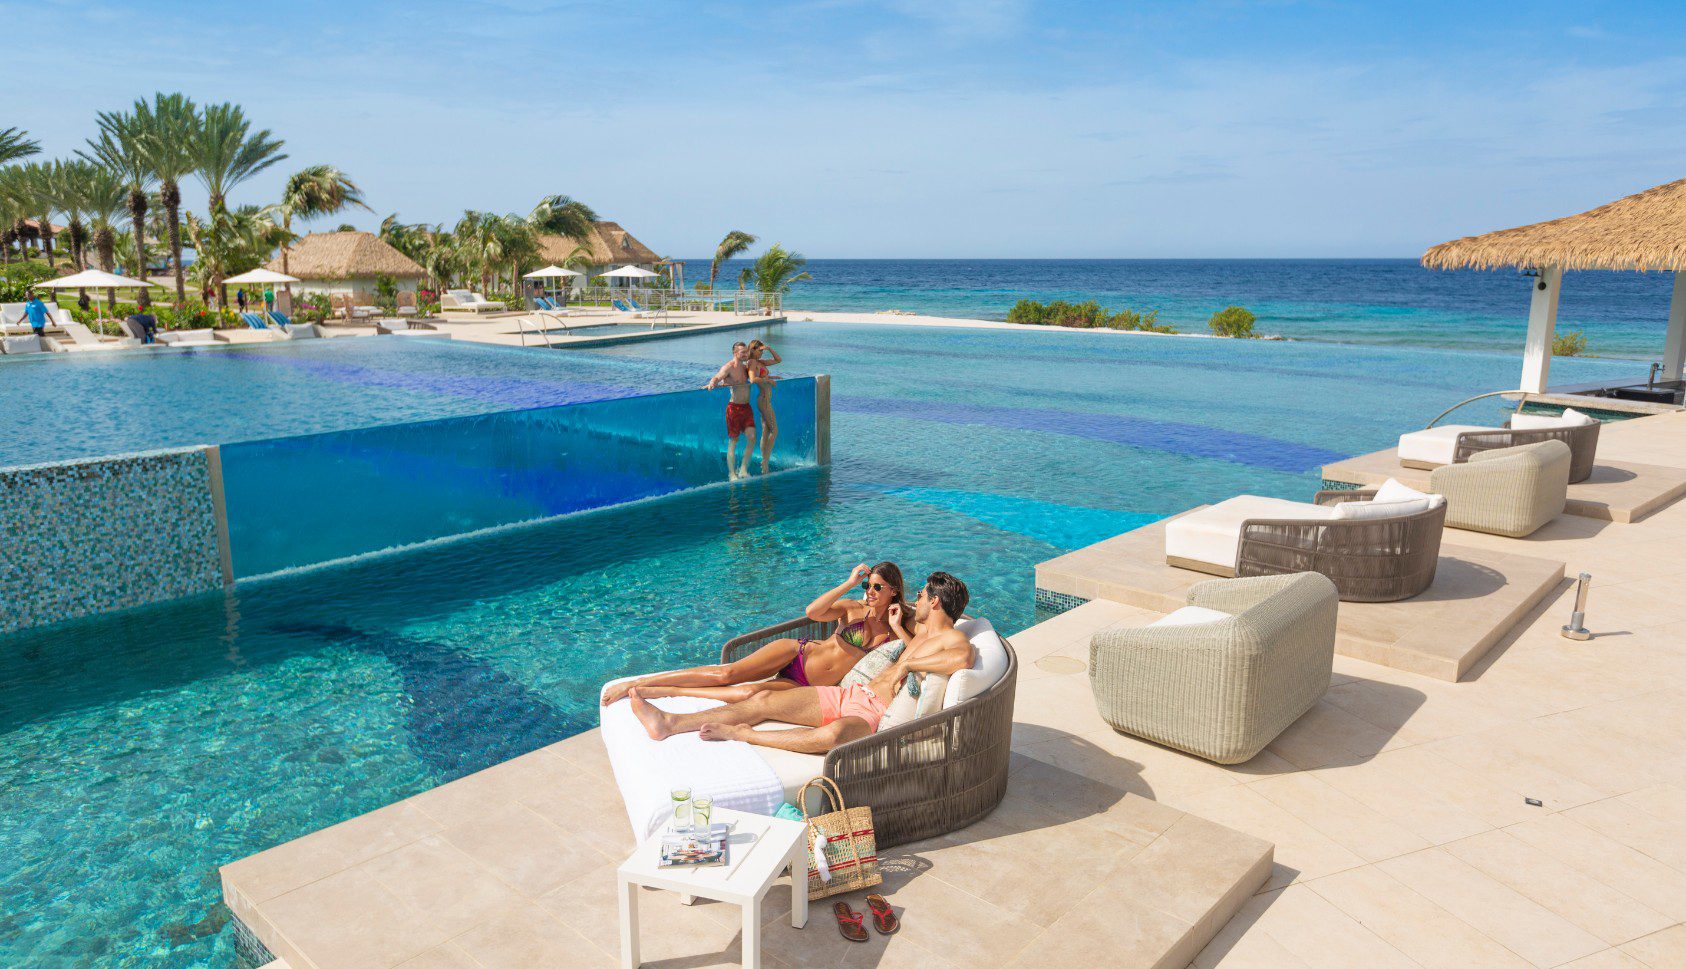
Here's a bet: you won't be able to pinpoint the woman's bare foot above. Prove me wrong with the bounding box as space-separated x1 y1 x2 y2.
698 722 751 743
628 689 676 741
601 680 637 706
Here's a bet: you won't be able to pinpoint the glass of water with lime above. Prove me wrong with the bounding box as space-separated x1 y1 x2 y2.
671 787 693 832
693 796 713 835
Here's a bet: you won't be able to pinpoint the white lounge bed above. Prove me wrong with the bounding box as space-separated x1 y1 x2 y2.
600 617 1012 841
440 290 506 314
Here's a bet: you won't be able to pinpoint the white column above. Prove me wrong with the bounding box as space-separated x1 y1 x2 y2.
1520 266 1563 394
1663 272 1686 380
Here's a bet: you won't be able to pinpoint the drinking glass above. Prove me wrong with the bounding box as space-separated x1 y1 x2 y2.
671 787 693 832
692 796 713 835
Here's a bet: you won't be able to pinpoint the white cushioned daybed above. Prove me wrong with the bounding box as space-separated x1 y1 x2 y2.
1398 408 1600 483
600 616 1017 848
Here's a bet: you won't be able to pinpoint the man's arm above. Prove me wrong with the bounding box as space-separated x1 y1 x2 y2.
895 631 974 677
704 360 737 390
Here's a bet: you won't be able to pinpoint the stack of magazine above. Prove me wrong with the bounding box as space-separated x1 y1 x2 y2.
658 823 731 869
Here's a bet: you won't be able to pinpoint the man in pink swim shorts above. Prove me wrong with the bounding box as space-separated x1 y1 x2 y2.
628 573 975 754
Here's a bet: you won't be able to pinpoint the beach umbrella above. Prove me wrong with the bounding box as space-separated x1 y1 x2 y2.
522 265 582 279
32 269 161 290
223 268 300 285
599 264 659 292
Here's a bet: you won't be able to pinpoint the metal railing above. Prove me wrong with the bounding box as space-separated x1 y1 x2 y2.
533 288 781 315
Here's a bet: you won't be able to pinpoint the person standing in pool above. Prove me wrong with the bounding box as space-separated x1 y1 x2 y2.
705 341 757 480
747 340 782 474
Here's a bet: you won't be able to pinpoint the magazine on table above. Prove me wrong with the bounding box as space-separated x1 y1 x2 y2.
658 823 733 869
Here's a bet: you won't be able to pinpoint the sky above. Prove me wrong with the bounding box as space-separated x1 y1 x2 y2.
8 0 1686 258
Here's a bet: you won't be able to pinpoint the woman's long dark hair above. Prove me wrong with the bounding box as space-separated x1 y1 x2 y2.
869 561 907 611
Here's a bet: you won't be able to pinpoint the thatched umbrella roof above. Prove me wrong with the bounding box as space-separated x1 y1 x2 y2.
536 220 660 266
265 231 424 279
1422 178 1686 272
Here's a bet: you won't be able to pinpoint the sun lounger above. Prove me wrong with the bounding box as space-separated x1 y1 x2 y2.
157 329 223 346
55 317 130 351
0 334 46 354
440 290 505 314
1165 483 1447 602
375 317 440 335
1398 408 1599 484
1369 439 1570 538
1090 572 1337 763
1 301 65 335
600 615 1016 848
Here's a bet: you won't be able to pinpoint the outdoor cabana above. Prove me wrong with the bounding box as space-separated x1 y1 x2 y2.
1423 177 1686 412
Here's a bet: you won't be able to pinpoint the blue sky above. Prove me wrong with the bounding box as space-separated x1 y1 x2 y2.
10 0 1686 257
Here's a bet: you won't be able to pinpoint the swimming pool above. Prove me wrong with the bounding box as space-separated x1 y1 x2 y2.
0 323 1642 965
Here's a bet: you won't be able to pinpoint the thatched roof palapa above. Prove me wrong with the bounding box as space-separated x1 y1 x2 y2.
536 220 661 266
265 231 424 279
1423 177 1686 272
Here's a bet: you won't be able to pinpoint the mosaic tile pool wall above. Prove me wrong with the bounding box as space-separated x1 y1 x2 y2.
218 378 824 578
0 447 229 635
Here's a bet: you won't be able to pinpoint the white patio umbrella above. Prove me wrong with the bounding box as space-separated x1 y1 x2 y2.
599 265 658 280
522 265 582 279
223 268 300 285
32 269 161 290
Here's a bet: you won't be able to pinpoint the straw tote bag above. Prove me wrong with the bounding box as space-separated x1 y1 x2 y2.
799 777 880 900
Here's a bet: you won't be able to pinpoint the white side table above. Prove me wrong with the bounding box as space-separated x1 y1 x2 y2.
617 807 808 969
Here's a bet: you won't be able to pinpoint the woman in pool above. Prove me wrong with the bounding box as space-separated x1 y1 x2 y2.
600 562 907 705
747 340 781 474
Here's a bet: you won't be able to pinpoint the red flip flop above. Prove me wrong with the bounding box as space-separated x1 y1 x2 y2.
833 902 868 942
864 894 900 935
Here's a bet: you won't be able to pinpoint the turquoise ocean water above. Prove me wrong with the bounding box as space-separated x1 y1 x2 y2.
679 257 1678 360
0 310 1652 965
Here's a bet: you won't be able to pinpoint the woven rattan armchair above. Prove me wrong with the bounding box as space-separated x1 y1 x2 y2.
1402 420 1599 484
1228 496 1446 603
1089 572 1337 764
1425 439 1571 537
721 617 1017 849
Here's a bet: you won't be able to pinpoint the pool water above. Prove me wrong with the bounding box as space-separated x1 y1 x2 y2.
0 323 1641 966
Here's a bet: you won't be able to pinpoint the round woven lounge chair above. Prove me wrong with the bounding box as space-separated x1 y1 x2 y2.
1401 419 1599 484
1228 495 1447 603
720 617 1018 849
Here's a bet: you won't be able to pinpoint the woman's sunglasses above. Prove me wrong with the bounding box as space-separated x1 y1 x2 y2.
860 581 887 593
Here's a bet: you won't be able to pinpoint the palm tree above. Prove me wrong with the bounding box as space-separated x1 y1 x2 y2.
134 92 199 304
710 230 757 290
1 127 41 167
81 109 155 282
0 167 28 264
48 160 93 271
190 103 287 214
188 204 286 303
13 161 58 268
526 194 597 241
453 210 506 295
277 165 369 276
738 244 811 300
76 164 128 307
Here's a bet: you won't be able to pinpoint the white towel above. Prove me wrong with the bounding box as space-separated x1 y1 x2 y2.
599 692 785 841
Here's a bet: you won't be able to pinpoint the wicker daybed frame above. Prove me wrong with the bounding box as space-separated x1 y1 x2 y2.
720 616 1018 849
1169 497 1447 603
1401 420 1599 484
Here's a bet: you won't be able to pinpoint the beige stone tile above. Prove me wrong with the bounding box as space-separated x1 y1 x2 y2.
1619 784 1686 828
1198 929 1314 968
438 801 616 898
1248 771 1430 863
863 865 1043 967
1115 813 1273 927
1165 785 1365 891
540 878 747 967
1377 847 1606 967
222 800 443 903
1309 865 1533 969
1621 924 1686 968
395 947 480 969
1200 884 1418 969
262 867 451 969
1504 813 1686 922
1421 728 1611 812
1264 700 1417 771
1567 798 1686 873
361 835 524 938
1444 828 1675 946
1561 950 1655 969
1307 750 1497 845
448 900 613 968
1005 883 1197 969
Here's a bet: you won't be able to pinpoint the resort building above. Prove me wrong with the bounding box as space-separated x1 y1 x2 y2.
536 220 663 279
264 230 426 300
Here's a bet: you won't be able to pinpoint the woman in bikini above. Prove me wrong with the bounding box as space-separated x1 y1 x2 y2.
601 562 906 705
747 340 781 474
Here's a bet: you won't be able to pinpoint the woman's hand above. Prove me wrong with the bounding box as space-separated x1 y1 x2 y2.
848 562 872 585
886 603 903 628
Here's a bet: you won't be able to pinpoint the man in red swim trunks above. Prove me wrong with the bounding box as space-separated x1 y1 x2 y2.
705 341 756 480
628 573 975 753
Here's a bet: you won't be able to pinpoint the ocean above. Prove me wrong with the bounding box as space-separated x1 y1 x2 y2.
680 258 1675 361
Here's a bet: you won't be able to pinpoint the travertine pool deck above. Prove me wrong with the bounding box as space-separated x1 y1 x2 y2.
1320 448 1686 524
1036 513 1566 681
223 411 1686 968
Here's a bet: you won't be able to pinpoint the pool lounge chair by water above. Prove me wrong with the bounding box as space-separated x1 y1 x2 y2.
1398 409 1601 483
1409 439 1571 538
614 297 660 320
1165 486 1447 602
157 328 224 346
600 615 1016 848
441 290 505 314
1089 572 1337 764
0 334 46 354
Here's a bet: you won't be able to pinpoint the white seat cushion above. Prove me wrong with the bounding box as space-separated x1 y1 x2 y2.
1164 496 1338 571
1148 605 1233 628
943 618 1010 709
1511 407 1593 430
1333 497 1434 520
1397 425 1487 465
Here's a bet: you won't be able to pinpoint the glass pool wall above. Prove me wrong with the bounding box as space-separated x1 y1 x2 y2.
220 378 820 578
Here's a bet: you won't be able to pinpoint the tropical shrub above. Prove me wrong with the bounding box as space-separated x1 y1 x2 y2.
295 294 333 324
1006 299 1175 333
373 274 398 312
1553 331 1588 357
1207 305 1256 338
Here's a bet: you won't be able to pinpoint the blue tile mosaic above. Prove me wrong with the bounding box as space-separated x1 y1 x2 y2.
0 447 225 635
1034 587 1090 615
